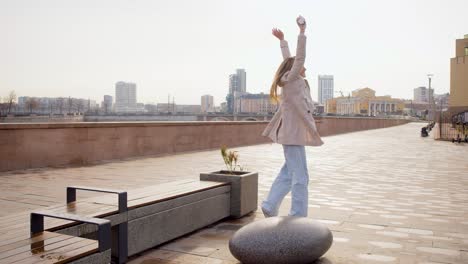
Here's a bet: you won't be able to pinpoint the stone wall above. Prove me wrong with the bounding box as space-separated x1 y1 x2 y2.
316 117 410 136
0 118 410 172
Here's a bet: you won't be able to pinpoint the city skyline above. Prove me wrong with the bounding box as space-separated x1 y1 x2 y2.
1 0 466 105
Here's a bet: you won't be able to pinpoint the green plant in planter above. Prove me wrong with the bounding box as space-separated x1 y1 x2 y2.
221 146 245 174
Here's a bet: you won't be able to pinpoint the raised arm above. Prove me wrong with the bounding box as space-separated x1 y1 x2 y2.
288 16 307 80
280 40 291 59
272 28 291 59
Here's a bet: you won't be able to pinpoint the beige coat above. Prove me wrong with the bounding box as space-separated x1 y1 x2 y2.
262 34 324 146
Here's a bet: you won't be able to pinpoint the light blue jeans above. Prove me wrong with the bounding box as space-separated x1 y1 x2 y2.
261 145 309 217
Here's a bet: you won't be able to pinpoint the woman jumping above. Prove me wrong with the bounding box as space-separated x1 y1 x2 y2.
261 16 324 218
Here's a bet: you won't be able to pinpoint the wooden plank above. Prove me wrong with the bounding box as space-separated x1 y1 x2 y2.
0 237 85 264
0 203 114 245
0 233 74 260
0 232 31 248
127 184 217 205
32 243 99 264
127 182 230 209
0 204 117 241
125 179 215 197
87 179 200 205
0 232 61 254
45 205 118 231
16 240 98 264
123 181 227 205
0 202 86 228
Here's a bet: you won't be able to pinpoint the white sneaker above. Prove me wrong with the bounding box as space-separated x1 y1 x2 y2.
261 207 274 218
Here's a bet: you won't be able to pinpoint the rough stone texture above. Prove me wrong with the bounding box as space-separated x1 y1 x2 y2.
127 193 230 256
0 118 409 171
229 216 333 264
69 249 111 264
200 171 258 218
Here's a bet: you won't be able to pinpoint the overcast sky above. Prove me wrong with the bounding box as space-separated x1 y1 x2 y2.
1 0 466 105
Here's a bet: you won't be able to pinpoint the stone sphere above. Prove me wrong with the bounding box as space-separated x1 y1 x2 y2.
229 216 333 264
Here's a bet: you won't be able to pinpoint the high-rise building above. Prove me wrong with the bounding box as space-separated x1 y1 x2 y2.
220 102 227 113
450 35 468 113
318 75 334 104
413 86 433 104
229 69 246 94
201 95 214 113
227 69 247 113
102 95 113 113
115 81 137 113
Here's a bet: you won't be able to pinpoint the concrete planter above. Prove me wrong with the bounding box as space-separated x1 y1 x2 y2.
200 171 258 218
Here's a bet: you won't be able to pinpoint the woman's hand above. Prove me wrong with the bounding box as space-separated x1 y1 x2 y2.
296 16 306 33
272 28 284 41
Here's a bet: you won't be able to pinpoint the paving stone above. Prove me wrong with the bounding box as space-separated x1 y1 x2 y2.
1 123 468 263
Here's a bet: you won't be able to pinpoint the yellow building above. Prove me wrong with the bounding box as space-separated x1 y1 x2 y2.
326 87 404 116
368 96 405 116
450 35 468 113
352 87 376 99
325 97 338 113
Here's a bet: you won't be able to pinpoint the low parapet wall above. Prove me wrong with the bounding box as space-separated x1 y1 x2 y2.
0 117 410 172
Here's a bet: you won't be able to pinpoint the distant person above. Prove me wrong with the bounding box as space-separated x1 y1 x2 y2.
261 16 323 218
421 127 428 137
452 134 461 143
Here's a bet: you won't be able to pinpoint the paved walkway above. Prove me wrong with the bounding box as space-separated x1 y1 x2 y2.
1 122 467 263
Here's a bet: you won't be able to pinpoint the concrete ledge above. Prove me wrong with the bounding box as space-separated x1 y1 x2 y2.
200 171 258 218
0 121 270 129
0 118 410 172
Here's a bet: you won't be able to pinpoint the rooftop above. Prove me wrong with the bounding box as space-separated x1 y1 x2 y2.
1 122 467 263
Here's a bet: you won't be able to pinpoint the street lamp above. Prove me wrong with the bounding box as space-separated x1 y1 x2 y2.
427 74 434 121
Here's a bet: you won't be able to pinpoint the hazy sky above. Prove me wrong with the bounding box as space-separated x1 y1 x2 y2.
1 0 466 105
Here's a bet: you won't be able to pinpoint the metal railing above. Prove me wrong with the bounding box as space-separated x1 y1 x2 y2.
435 111 468 142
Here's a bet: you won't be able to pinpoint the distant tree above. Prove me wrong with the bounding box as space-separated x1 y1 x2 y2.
25 98 39 114
0 97 7 116
6 90 16 114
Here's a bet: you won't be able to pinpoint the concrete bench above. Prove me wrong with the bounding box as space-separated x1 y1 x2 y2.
44 179 231 262
114 179 233 257
0 176 258 264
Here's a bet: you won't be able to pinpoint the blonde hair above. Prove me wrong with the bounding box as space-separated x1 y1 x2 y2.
270 57 295 103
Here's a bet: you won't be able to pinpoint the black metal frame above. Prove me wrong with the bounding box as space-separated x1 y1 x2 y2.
30 210 111 252
66 186 127 213
66 186 128 264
